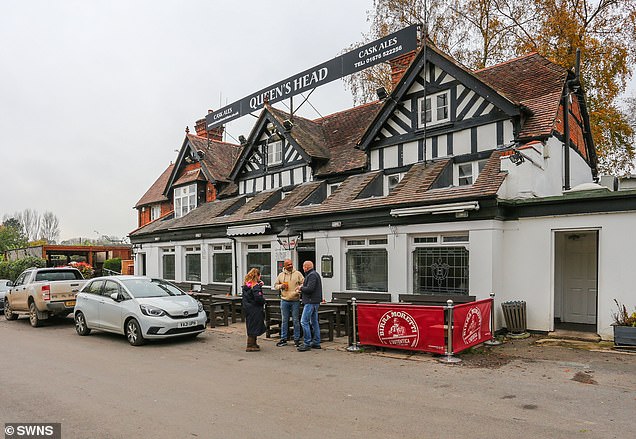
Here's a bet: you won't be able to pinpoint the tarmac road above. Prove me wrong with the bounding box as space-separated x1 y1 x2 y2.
1 315 635 439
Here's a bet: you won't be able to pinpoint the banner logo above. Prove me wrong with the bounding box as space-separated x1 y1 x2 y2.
461 307 482 345
377 310 419 348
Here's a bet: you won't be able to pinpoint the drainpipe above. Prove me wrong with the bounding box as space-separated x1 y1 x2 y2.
563 49 581 191
229 236 238 295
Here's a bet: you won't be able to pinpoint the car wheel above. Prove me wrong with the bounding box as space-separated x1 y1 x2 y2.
4 301 18 320
29 301 43 327
74 312 91 336
125 318 145 346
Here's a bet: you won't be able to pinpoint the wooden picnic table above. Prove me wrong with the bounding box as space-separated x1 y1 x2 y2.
210 294 244 323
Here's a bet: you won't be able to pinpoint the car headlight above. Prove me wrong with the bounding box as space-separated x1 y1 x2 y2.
197 301 204 312
140 304 166 317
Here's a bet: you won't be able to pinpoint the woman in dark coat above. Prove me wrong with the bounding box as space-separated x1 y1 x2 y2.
242 268 266 352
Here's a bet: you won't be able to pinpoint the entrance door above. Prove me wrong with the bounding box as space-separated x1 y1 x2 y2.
562 232 597 324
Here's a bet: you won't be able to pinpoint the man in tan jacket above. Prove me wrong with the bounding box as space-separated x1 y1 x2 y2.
274 259 304 347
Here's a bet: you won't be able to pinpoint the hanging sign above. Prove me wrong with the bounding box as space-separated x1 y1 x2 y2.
206 24 419 129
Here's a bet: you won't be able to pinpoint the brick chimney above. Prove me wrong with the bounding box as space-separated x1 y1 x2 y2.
389 50 417 89
194 116 225 142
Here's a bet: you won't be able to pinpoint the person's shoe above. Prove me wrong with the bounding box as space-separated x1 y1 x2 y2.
276 340 288 347
310 344 322 349
246 346 260 352
297 344 311 352
294 340 302 347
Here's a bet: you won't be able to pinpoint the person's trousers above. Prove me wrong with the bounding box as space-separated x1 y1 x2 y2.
280 299 300 341
300 303 320 346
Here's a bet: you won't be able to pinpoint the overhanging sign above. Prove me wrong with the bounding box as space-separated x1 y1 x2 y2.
206 24 419 129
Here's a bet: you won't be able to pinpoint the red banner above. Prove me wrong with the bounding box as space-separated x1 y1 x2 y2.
357 304 446 354
452 299 493 353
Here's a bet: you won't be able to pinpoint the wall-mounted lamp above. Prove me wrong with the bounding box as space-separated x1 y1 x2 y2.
238 135 247 145
376 87 388 100
509 150 525 166
282 119 294 131
277 220 303 251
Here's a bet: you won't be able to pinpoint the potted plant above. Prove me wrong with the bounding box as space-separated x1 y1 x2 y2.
612 299 636 346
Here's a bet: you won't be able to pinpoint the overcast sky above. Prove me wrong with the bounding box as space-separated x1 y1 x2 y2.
0 0 374 242
1 1 634 243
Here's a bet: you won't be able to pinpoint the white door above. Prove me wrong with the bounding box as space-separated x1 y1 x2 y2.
562 233 597 324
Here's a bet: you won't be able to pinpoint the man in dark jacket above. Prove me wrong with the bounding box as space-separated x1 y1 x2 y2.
296 260 323 351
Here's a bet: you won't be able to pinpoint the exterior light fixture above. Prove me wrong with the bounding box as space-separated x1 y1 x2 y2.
509 150 525 166
238 135 247 144
376 87 388 100
282 119 294 131
277 220 303 251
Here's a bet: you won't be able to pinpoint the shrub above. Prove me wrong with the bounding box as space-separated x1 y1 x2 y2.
103 258 122 274
0 256 46 281
69 261 95 279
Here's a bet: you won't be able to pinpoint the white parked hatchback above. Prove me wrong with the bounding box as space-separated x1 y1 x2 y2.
74 276 206 346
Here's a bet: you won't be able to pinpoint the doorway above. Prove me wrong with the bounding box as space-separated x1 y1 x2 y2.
554 231 598 331
297 242 315 273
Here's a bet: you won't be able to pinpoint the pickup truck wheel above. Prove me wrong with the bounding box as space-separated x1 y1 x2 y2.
4 302 18 320
29 301 43 327
74 312 91 336
126 318 145 346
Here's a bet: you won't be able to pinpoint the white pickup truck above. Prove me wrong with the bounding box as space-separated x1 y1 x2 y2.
4 267 87 327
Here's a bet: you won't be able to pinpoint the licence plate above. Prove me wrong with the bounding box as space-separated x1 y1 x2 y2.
65 300 76 307
178 320 197 328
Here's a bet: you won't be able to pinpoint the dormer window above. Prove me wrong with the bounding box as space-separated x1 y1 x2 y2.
267 140 283 166
418 90 450 127
150 205 161 221
174 183 197 218
384 173 405 195
456 160 488 186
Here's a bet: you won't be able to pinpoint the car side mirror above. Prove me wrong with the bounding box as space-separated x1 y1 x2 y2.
7 281 13 287
110 292 120 301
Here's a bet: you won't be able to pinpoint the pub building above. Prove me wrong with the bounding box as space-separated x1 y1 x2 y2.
130 40 636 341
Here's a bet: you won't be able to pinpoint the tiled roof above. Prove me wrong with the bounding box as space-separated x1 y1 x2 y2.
131 151 506 237
268 106 330 160
266 102 381 175
187 134 241 183
173 168 207 186
474 53 567 139
134 163 174 208
314 101 382 176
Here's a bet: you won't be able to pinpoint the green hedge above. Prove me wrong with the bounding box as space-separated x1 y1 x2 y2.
0 256 46 281
103 258 122 274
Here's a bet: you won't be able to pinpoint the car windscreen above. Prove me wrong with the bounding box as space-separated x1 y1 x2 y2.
120 279 185 298
34 270 83 281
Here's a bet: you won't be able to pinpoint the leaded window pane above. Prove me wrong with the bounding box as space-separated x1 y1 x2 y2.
413 247 469 294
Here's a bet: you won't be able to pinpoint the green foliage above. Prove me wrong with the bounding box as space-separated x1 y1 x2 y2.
103 258 122 274
0 218 27 253
0 256 46 281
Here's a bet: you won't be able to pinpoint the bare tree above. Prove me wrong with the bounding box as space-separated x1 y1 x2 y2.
39 211 60 244
16 209 41 242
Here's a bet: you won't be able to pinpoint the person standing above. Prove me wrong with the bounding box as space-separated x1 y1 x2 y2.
296 260 322 351
273 259 304 347
242 268 266 352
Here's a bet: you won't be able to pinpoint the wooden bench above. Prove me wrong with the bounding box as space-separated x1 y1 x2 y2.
190 292 229 328
398 294 476 306
265 300 334 342
172 282 193 292
201 284 232 295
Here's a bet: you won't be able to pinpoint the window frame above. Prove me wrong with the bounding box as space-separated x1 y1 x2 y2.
411 233 470 295
384 172 405 196
173 183 197 218
418 90 450 128
455 159 488 187
245 242 272 286
344 236 389 292
267 140 283 166
211 243 233 284
161 247 176 281
184 245 201 283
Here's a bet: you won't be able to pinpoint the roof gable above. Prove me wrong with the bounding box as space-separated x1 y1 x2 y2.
359 43 521 151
